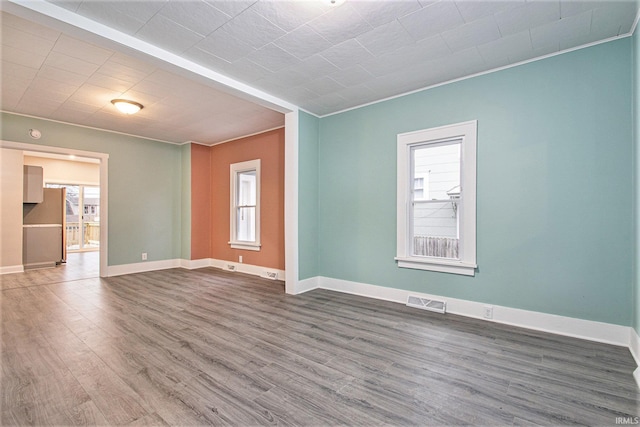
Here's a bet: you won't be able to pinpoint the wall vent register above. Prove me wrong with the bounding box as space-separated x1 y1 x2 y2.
406 296 446 314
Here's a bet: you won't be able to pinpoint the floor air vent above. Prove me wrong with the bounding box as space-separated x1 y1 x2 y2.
407 296 446 314
263 271 278 280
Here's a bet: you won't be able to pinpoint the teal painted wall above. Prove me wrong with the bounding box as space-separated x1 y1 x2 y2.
181 143 192 261
633 29 640 335
1 112 184 266
317 39 633 326
298 111 320 279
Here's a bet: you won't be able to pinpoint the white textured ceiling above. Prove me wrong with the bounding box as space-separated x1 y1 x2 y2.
1 0 639 145
0 10 285 145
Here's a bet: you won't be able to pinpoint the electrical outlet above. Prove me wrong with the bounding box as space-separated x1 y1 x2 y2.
483 305 493 319
141 252 147 261
239 255 243 263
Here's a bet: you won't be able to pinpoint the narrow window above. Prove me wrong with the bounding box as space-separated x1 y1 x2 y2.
396 121 477 276
230 159 261 251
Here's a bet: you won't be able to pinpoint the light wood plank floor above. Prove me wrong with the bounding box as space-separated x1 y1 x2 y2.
1 266 638 426
1 252 99 291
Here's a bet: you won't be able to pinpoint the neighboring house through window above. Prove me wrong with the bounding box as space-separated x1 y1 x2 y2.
396 120 477 276
230 159 261 251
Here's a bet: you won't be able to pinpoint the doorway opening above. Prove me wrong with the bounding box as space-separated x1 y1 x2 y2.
1 141 110 278
22 150 103 277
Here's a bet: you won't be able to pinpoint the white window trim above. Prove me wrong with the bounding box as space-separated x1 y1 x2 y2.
396 120 477 276
229 159 261 251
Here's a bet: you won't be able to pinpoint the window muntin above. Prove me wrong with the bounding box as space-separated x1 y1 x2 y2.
396 121 477 276
230 160 261 251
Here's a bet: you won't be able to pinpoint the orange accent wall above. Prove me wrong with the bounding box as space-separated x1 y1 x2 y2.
190 129 285 270
191 143 211 259
210 128 285 270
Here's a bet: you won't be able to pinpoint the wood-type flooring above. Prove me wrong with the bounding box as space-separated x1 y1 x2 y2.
1 264 638 425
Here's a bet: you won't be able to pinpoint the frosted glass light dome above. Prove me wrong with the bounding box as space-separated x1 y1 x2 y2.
111 99 143 115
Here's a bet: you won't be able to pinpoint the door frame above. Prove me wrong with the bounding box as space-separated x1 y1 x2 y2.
1 140 109 277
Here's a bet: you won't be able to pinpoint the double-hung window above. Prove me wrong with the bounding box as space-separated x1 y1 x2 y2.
229 159 261 251
396 120 477 276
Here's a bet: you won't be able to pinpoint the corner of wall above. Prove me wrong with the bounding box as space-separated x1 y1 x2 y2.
297 111 320 280
294 276 320 294
181 143 192 261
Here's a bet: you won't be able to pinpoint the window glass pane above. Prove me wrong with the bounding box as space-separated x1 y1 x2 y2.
237 171 256 206
413 142 460 201
411 141 461 259
236 206 255 242
412 201 459 258
235 170 256 242
83 186 100 249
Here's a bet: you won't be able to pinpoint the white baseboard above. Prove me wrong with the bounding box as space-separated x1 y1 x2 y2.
106 258 285 281
294 276 319 294
0 264 24 275
315 276 630 347
180 258 211 270
106 259 181 277
208 258 285 281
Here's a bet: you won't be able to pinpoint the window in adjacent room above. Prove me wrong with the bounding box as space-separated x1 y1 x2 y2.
229 159 261 251
396 120 477 276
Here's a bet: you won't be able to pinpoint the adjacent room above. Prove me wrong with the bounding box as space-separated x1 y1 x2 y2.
1 0 640 425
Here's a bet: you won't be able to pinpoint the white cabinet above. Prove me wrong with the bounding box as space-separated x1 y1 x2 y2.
23 165 43 203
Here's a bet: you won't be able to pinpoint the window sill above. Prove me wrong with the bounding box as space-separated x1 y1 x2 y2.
395 256 476 276
229 242 261 251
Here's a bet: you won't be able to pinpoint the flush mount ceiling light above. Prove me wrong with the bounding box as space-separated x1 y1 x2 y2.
326 0 346 6
111 99 143 115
